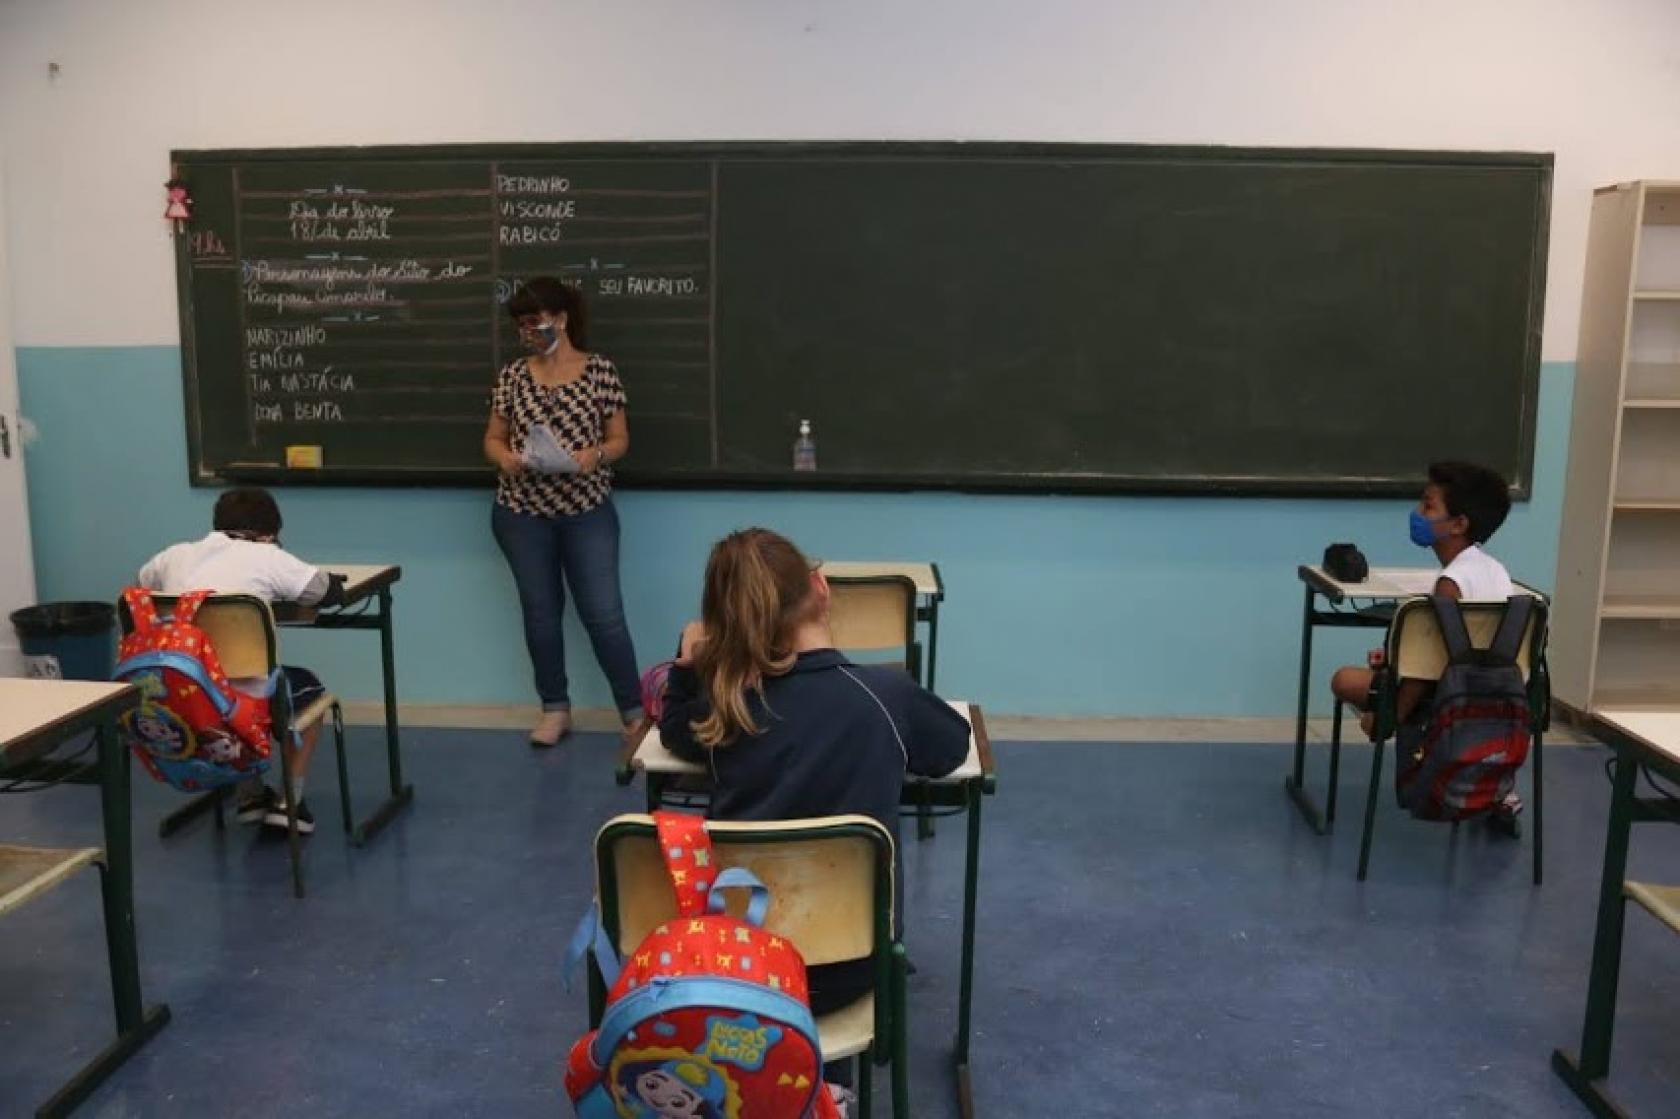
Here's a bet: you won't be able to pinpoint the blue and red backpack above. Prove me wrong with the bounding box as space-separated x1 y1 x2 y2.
565 812 842 1119
113 586 274 792
1395 594 1536 820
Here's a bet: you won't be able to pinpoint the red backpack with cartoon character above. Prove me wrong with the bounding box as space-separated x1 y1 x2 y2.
565 812 842 1119
113 587 274 791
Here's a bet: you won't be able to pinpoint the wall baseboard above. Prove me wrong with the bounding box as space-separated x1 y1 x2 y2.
338 703 1594 745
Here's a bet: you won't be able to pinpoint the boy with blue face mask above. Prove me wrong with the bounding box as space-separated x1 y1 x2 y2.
1329 462 1516 794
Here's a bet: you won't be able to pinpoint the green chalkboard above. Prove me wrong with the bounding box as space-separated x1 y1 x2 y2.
172 143 1550 495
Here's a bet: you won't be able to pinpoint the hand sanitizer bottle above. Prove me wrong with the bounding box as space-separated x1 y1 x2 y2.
793 419 817 472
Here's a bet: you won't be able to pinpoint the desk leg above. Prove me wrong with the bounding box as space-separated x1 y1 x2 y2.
1284 585 1328 834
954 778 982 1119
38 722 171 1118
926 600 940 693
1552 742 1638 1117
353 588 414 846
916 600 942 843
99 722 142 1030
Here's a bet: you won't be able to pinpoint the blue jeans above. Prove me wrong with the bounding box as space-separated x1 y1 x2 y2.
491 499 643 720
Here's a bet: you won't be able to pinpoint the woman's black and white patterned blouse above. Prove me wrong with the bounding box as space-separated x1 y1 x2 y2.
490 354 627 517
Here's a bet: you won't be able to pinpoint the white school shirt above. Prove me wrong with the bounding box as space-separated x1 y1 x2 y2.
1438 545 1515 602
137 532 326 605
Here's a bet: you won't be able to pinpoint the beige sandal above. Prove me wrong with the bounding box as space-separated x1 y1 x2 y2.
529 710 572 748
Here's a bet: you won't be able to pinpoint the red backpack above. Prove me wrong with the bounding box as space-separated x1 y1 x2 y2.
1395 595 1535 820
565 812 842 1119
113 587 274 791
638 660 674 722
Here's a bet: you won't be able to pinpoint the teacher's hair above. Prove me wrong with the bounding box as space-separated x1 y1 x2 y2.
691 528 821 748
506 276 588 349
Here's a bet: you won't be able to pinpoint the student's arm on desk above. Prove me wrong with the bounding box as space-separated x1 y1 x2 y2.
907 686 969 779
657 662 711 765
291 566 347 608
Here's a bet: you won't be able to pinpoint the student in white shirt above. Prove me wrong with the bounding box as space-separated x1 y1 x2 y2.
138 488 343 833
1329 461 1521 829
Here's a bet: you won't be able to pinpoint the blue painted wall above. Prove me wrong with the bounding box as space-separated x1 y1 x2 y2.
17 346 1572 717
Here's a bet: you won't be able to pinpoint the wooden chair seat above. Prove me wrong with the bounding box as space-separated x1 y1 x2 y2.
1625 881 1680 936
817 992 876 1061
0 844 102 918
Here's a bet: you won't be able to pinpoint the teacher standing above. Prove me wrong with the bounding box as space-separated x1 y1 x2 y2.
483 277 644 747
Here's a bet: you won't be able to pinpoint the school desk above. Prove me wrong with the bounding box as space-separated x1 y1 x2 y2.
1285 564 1545 833
0 678 171 1117
618 700 997 1119
1553 709 1680 1117
272 564 412 844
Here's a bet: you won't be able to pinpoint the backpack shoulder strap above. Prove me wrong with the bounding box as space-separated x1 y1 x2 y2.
1489 594 1535 663
653 810 715 918
1428 593 1473 660
171 589 211 625
122 586 159 633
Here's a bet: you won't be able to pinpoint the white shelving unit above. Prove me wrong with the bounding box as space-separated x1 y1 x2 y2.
1555 181 1680 710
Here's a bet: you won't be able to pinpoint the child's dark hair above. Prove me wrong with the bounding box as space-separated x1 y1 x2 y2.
1428 461 1511 544
213 487 282 539
506 276 588 348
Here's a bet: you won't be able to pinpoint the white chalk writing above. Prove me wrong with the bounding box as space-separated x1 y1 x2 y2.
499 224 567 245
246 325 328 348
288 199 397 242
497 175 570 194
243 259 429 290
243 285 394 312
292 401 344 422
246 348 304 371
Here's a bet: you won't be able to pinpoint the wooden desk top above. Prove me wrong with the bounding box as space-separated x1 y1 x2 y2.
1300 564 1547 605
0 679 139 762
1593 709 1680 769
273 564 401 623
629 700 991 784
820 561 942 599
322 564 402 603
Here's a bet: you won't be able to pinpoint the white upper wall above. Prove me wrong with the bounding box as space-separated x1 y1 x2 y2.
2 0 1677 355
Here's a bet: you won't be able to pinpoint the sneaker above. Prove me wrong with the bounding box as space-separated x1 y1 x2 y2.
826 1084 857 1119
263 797 316 835
529 710 571 748
1488 793 1523 840
235 785 278 825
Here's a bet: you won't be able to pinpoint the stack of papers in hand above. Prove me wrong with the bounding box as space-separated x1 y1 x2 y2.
523 424 581 475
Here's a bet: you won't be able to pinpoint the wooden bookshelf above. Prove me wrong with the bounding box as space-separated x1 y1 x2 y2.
1555 182 1680 709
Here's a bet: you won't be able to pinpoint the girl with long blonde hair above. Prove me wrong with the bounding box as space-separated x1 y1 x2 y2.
658 527 970 1015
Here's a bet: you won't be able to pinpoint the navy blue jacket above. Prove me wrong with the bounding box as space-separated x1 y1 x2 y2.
659 649 969 1014
658 648 971 847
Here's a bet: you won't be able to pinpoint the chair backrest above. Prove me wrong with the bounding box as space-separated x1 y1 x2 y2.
826 575 916 669
118 593 279 679
1387 595 1548 684
595 813 894 967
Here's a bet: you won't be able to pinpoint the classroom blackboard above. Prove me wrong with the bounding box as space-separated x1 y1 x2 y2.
171 143 1550 496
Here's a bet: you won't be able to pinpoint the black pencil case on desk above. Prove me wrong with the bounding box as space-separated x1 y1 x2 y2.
1323 543 1368 583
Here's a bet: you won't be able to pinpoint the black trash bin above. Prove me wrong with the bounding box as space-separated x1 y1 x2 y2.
9 601 117 681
